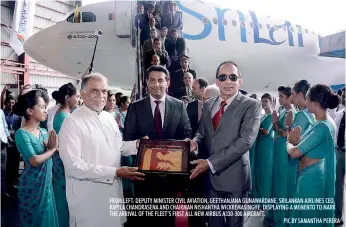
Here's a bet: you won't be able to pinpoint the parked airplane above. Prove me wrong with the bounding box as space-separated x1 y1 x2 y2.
24 0 345 95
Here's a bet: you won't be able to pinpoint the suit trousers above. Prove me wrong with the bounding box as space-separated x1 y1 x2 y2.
208 188 248 227
335 148 345 219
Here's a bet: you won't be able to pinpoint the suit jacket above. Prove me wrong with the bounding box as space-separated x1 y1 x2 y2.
139 13 160 30
165 38 186 60
194 93 261 194
186 100 200 138
140 25 160 44
175 86 194 100
123 95 192 141
144 49 170 70
170 68 196 98
161 11 183 34
143 39 154 52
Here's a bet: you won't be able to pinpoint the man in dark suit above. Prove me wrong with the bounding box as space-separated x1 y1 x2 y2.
185 77 209 227
139 3 160 29
140 17 160 46
160 27 169 51
142 28 158 52
174 72 194 100
186 77 209 137
144 38 170 70
161 1 183 36
124 65 192 227
190 61 262 227
165 29 186 65
170 55 196 98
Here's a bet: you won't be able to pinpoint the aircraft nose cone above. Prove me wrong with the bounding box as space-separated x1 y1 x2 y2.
24 25 61 62
24 32 46 61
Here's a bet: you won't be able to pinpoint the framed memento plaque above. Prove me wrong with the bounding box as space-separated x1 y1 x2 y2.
135 139 190 177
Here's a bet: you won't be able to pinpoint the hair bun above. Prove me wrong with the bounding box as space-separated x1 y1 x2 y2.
327 93 340 109
52 90 60 101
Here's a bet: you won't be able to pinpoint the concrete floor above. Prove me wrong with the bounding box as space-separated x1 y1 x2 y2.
1 149 345 227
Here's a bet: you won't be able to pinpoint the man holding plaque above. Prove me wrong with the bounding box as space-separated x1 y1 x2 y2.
190 61 261 227
123 65 192 227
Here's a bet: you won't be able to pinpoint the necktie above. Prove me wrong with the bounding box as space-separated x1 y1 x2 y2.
154 101 163 136
212 101 227 131
337 111 345 150
188 87 192 97
173 39 177 56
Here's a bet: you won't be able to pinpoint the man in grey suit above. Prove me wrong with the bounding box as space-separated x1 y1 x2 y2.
189 61 262 227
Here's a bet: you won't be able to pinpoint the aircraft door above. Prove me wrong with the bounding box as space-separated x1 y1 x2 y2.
115 1 132 38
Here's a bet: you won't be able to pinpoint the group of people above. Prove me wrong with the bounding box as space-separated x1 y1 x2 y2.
0 59 344 227
134 1 198 101
245 82 345 227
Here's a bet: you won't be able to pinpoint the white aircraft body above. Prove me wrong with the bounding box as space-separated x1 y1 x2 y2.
24 0 345 95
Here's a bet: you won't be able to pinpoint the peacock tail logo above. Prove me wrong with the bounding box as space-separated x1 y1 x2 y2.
17 34 25 44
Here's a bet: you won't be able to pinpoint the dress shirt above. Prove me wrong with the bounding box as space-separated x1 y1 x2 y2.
0 109 10 143
208 92 238 174
47 104 61 132
160 37 166 50
4 110 21 132
149 94 166 128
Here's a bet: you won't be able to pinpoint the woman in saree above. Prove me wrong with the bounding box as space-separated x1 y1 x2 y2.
252 93 274 201
52 83 79 227
14 90 59 227
285 80 315 198
104 91 119 118
117 96 134 198
287 84 339 226
265 86 296 227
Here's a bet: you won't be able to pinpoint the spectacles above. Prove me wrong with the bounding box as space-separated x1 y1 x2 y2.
217 74 240 82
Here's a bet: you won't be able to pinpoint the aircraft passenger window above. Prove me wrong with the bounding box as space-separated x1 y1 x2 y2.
283 26 287 31
266 24 271 30
258 23 262 29
240 21 245 28
289 27 294 32
82 12 96 23
223 19 227 25
67 13 81 23
305 29 309 34
249 22 254 28
232 20 237 26
275 25 279 31
297 27 302 33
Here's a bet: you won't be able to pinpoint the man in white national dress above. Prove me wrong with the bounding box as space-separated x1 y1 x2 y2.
58 73 145 227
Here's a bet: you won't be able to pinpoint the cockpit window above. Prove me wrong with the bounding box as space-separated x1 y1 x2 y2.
67 13 80 23
66 12 96 23
82 12 96 22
